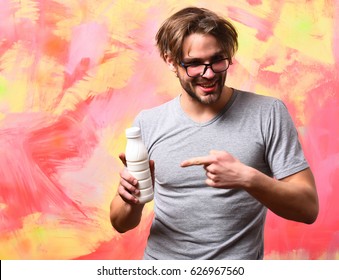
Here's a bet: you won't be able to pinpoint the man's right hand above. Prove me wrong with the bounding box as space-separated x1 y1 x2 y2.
118 153 155 204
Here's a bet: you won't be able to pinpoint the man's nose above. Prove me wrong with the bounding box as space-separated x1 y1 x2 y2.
202 65 216 78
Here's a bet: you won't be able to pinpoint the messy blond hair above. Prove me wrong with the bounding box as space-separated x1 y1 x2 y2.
156 7 238 65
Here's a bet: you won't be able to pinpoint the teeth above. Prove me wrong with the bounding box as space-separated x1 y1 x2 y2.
201 83 215 87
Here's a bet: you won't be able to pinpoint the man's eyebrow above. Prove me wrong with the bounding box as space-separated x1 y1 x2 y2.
182 52 225 63
182 58 202 64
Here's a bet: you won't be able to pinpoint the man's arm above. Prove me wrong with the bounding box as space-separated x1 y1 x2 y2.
110 192 145 233
244 167 318 224
181 150 319 224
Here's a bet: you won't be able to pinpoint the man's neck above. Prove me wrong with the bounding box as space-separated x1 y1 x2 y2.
180 87 233 123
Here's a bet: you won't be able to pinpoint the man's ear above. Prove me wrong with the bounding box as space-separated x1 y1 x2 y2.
164 53 177 73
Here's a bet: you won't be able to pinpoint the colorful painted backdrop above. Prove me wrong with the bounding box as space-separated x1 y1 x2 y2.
0 0 338 260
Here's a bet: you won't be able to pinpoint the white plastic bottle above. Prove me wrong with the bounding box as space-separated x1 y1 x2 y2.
125 127 154 204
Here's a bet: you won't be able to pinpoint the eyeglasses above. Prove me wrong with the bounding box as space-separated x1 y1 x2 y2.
180 58 230 78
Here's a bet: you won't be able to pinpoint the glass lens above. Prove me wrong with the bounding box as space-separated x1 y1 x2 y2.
187 65 205 77
185 59 229 77
212 59 228 72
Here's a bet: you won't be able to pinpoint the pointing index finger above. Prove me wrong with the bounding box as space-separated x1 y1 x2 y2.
181 156 212 167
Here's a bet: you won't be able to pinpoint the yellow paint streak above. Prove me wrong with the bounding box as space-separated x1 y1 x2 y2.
0 203 7 210
12 0 40 22
265 249 310 259
104 124 128 159
53 0 97 40
0 211 114 259
274 1 334 64
235 22 272 75
103 0 153 34
0 42 34 112
266 249 339 260
30 56 65 113
54 0 153 41
54 50 137 114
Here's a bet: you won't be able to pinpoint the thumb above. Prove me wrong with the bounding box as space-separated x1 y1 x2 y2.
119 153 127 167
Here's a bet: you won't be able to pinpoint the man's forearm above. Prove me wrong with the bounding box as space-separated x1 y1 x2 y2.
245 167 318 224
110 195 145 233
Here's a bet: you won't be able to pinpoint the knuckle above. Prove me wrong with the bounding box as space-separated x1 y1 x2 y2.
207 172 215 180
215 154 222 161
119 174 125 183
208 166 216 173
119 169 124 177
119 168 128 179
118 185 125 196
119 177 128 188
118 188 136 203
206 178 214 187
120 169 135 183
193 159 201 165
211 180 218 187
119 180 135 193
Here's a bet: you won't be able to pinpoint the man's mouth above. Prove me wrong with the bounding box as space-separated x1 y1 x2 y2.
197 81 217 92
199 82 216 88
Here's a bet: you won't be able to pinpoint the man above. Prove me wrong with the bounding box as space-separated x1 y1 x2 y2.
110 6 318 259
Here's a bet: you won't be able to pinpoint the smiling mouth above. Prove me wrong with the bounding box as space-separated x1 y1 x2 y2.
200 82 216 88
197 81 217 91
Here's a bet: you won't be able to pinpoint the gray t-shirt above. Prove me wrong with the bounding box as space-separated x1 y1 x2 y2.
133 89 308 259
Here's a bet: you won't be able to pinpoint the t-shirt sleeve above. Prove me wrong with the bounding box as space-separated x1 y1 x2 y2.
264 100 309 180
132 113 142 128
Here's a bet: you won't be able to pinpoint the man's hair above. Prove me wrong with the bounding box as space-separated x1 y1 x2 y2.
155 7 238 65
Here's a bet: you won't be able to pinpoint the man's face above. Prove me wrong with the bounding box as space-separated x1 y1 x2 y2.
177 33 228 105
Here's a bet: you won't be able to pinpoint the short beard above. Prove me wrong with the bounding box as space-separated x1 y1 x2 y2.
179 73 226 105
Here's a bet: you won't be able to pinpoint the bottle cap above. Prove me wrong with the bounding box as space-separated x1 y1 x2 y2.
126 127 141 138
